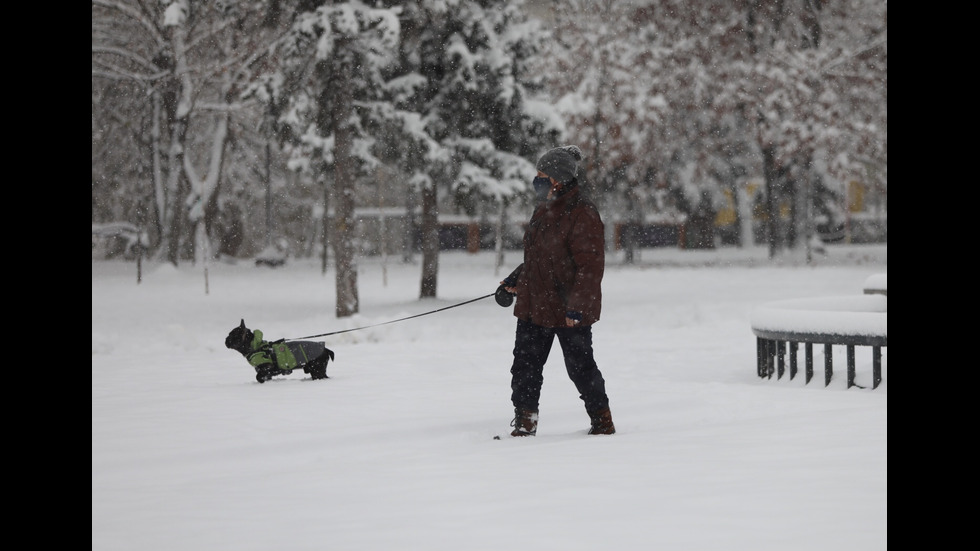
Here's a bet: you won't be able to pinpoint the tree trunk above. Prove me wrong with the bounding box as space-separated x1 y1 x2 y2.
494 198 507 276
403 184 416 263
264 138 273 249
321 167 330 275
419 181 439 298
331 60 359 318
150 88 165 251
761 145 779 259
161 9 194 266
729 180 743 248
165 172 188 265
786 175 799 249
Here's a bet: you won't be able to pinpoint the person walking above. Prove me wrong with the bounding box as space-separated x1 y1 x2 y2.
497 145 615 436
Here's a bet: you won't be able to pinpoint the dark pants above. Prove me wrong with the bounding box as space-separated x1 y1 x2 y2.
510 318 610 413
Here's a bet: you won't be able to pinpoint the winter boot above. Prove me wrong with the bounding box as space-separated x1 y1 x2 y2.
587 407 616 435
510 408 539 437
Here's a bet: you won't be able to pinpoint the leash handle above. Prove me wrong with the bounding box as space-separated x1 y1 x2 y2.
287 293 495 340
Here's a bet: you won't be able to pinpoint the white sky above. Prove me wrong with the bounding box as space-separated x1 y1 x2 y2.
92 243 886 551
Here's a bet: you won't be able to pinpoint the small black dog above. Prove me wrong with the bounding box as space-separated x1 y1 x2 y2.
225 319 335 383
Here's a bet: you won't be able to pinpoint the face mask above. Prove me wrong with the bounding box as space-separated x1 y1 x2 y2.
532 176 552 201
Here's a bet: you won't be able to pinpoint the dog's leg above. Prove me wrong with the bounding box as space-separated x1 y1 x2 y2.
307 356 329 380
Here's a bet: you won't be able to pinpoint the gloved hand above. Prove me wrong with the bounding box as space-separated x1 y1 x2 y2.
495 284 515 307
565 310 582 326
502 265 523 287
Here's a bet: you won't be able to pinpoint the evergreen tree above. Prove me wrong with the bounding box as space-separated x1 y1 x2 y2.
255 0 403 317
387 0 562 298
539 0 886 257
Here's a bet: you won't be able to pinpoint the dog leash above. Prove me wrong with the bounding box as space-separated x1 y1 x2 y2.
286 293 495 340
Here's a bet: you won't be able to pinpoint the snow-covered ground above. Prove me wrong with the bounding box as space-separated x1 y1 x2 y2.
92 243 886 551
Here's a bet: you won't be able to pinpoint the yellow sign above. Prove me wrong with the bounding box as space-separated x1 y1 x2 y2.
848 181 864 212
715 189 736 226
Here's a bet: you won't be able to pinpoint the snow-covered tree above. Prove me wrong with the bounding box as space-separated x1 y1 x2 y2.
537 0 886 258
540 0 670 210
664 0 886 256
94 0 885 272
386 0 563 298
93 0 288 266
252 0 403 317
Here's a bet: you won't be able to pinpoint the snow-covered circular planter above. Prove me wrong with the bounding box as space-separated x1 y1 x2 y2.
751 295 887 346
863 273 887 295
750 295 887 388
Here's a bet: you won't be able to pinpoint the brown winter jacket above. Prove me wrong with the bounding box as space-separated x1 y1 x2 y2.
510 186 605 328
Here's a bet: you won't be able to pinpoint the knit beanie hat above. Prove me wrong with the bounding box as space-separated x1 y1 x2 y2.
536 145 583 185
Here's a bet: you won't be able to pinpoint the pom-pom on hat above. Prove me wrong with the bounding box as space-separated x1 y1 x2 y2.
536 145 583 185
